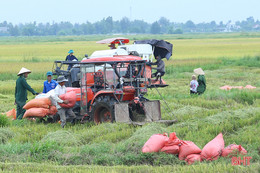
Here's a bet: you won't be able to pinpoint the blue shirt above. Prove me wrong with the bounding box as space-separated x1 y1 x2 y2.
43 79 58 93
66 55 78 70
65 55 78 61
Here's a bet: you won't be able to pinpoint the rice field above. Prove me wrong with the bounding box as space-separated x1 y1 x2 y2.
0 33 259 172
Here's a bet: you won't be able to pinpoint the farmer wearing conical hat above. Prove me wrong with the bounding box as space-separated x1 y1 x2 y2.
15 67 38 119
194 68 206 95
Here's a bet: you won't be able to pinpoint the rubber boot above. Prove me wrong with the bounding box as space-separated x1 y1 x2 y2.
71 118 76 125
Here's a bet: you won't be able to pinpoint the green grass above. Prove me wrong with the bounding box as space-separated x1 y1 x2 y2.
0 162 259 173
0 34 259 172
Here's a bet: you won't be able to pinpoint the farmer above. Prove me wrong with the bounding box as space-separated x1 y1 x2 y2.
150 55 165 81
190 75 199 94
65 50 78 70
15 67 38 119
70 61 80 87
194 68 206 95
42 71 57 93
53 76 76 128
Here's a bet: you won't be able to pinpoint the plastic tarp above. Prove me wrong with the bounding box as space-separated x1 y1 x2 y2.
134 39 173 60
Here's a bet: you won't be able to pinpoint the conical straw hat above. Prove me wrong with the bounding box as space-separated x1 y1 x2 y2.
194 68 205 75
17 67 31 76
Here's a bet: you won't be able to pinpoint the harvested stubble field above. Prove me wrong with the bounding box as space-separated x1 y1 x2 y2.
0 33 259 172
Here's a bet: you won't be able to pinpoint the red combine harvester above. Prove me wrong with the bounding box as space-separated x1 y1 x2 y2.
52 39 175 125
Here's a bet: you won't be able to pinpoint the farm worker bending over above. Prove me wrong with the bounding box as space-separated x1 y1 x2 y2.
150 55 165 81
15 67 38 119
194 68 206 95
42 71 57 93
53 76 76 128
66 49 78 70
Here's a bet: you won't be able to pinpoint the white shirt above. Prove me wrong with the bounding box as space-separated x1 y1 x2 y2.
53 84 67 109
190 80 199 92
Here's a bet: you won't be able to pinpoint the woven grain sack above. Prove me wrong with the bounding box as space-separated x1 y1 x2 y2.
142 134 169 153
3 108 16 120
201 133 225 161
179 141 202 160
23 108 50 118
58 91 77 108
185 154 202 165
49 105 58 115
222 144 247 157
161 132 181 154
23 98 51 109
161 145 179 154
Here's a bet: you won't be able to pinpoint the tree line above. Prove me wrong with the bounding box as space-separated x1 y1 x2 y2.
0 16 259 36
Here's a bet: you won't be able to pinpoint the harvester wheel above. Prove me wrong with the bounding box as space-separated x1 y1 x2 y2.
91 96 116 124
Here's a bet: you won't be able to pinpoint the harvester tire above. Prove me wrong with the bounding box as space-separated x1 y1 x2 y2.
91 96 116 124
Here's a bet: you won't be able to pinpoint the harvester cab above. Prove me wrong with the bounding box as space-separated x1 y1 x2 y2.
52 60 81 87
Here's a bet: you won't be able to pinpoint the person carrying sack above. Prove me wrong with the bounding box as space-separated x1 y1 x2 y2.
53 76 76 128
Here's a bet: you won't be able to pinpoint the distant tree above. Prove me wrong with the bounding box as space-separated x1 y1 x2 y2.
80 21 94 35
21 23 37 36
173 29 183 34
158 17 170 33
240 16 255 31
2 16 260 36
185 20 196 31
129 20 149 33
58 30 66 36
151 21 161 34
246 16 254 24
9 25 20 36
120 17 130 33
105 16 113 33
0 21 8 27
219 21 224 27
210 21 216 27
158 17 170 26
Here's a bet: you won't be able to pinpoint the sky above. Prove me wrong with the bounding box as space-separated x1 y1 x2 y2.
1 0 260 24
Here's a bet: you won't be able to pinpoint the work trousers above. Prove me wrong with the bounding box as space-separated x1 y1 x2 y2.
57 108 76 127
16 102 26 120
